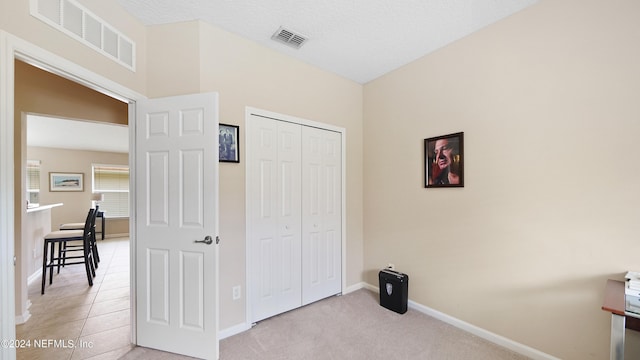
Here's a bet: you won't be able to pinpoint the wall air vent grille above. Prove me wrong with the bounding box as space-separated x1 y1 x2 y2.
271 26 308 49
30 0 136 71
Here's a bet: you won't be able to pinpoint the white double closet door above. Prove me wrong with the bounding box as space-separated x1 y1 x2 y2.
248 113 342 322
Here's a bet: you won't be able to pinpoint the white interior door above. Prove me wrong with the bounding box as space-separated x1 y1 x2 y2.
302 126 342 305
248 115 302 322
136 93 219 359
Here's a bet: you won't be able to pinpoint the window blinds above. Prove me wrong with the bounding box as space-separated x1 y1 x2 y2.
27 160 41 205
26 160 41 191
93 165 129 217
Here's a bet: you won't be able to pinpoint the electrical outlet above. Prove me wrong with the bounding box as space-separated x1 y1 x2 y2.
33 248 37 259
387 263 395 270
232 286 241 300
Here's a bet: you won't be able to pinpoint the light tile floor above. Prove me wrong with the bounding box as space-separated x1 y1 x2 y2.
16 237 133 360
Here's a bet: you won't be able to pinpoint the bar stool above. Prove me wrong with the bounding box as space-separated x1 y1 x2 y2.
59 206 100 267
41 209 96 294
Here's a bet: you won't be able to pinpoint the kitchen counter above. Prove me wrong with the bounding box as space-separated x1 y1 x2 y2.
26 203 63 213
17 202 64 323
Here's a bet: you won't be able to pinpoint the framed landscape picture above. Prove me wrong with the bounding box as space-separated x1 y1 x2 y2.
424 132 464 188
50 172 84 192
219 123 240 163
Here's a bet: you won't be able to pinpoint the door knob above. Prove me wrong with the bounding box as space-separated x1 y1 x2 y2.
194 235 213 245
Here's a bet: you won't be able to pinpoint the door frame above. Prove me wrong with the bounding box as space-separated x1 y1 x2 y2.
244 106 347 324
0 31 142 358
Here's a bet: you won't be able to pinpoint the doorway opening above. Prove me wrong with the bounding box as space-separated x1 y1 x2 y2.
9 54 136 358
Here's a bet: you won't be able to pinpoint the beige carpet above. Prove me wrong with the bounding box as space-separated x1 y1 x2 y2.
122 289 529 360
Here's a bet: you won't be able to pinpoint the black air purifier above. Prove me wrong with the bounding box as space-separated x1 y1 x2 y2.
379 269 408 314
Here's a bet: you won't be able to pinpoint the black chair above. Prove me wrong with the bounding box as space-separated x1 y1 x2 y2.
59 206 100 267
41 209 96 294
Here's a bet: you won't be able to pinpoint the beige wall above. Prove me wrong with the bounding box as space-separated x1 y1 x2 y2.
27 146 130 236
146 21 364 330
363 0 640 359
14 60 129 125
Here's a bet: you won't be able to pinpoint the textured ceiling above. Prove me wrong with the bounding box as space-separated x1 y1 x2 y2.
117 0 538 84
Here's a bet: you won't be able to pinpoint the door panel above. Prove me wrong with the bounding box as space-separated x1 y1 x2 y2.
136 93 219 359
181 149 205 226
147 152 169 225
148 248 169 324
181 250 204 330
248 115 302 322
302 126 342 306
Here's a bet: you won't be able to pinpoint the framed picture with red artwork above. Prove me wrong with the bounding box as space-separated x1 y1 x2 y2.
424 132 464 188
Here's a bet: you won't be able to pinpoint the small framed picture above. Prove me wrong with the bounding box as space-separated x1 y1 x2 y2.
219 124 240 163
50 172 84 192
424 132 464 188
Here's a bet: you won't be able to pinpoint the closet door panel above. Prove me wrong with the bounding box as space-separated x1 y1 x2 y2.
249 116 302 322
323 133 342 291
249 117 278 321
302 127 342 305
276 121 302 307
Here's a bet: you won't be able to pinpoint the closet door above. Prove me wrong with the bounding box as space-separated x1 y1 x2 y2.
301 126 342 305
248 116 302 322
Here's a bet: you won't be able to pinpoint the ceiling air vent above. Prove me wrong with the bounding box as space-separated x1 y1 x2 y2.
271 26 308 49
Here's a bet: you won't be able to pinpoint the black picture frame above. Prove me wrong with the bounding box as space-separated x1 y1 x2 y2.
424 132 464 188
219 124 240 163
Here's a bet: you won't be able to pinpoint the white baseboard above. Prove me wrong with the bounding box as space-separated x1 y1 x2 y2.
27 268 42 285
363 282 377 292
15 299 32 325
104 232 129 239
15 310 31 325
344 281 366 294
218 322 252 340
365 282 560 360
